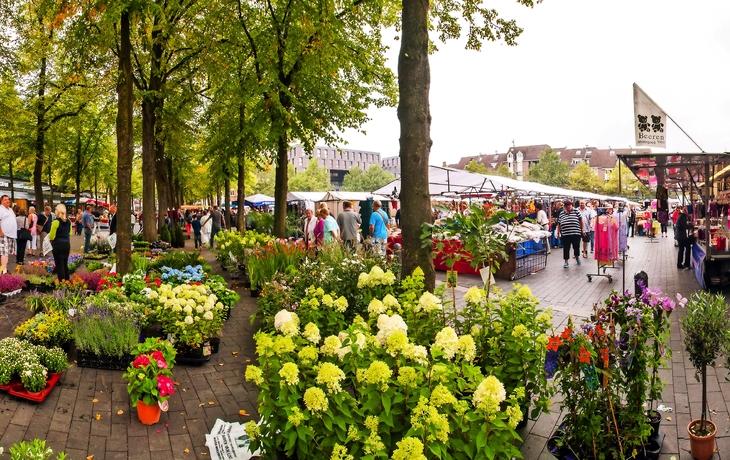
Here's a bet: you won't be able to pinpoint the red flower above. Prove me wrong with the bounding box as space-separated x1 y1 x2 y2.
560 327 573 341
547 336 561 352
156 375 175 397
151 351 167 368
133 355 151 368
579 346 591 364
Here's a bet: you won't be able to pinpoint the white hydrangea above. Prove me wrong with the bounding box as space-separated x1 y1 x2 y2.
367 299 387 316
416 292 442 313
432 327 459 360
382 294 401 311
375 314 408 346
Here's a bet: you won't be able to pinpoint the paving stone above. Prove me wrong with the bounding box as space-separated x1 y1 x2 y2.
170 433 195 460
0 424 28 449
87 435 106 459
107 422 129 452
148 424 172 451
128 435 152 459
23 415 51 441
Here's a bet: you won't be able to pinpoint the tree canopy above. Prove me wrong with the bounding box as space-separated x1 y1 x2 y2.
341 164 395 192
568 162 604 194
526 148 570 187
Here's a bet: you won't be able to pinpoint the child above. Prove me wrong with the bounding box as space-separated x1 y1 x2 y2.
191 214 202 250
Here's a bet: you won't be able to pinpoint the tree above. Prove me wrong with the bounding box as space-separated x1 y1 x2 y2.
525 148 569 187
399 0 536 289
288 162 330 192
604 160 649 197
235 0 397 237
464 159 488 174
341 164 395 192
252 165 276 197
494 164 516 179
568 162 604 194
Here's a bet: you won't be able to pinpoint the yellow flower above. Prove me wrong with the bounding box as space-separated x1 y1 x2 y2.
457 335 476 362
364 361 392 390
416 292 442 313
273 336 296 355
333 296 348 313
245 365 264 385
385 330 408 357
330 444 353 460
302 322 321 344
432 327 458 360
463 286 485 304
316 362 346 394
303 387 328 412
244 420 260 440
511 324 528 338
278 362 299 386
297 346 319 366
382 294 401 311
321 294 334 308
287 406 305 427
429 384 457 407
392 437 427 460
396 366 421 387
473 375 507 415
320 336 342 357
505 404 524 428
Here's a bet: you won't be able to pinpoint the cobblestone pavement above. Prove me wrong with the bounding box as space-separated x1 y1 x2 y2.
0 232 722 459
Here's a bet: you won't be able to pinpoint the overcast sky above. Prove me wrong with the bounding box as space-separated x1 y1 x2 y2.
337 0 730 166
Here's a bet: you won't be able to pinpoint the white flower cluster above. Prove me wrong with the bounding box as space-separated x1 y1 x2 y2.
274 310 300 337
432 327 459 360
375 314 408 346
357 266 396 289
415 292 442 313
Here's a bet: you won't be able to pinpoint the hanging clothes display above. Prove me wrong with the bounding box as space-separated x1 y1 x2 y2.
594 212 619 264
616 209 628 253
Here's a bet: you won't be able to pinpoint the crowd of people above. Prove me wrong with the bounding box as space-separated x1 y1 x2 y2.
302 200 392 255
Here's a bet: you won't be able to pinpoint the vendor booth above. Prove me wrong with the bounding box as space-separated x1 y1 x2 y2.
618 152 730 289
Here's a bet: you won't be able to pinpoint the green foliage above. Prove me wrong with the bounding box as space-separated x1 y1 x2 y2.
464 159 489 174
7 439 68 460
493 164 516 179
246 211 274 234
525 148 570 187
289 161 331 192
568 162 604 193
160 225 171 244
604 160 650 197
72 292 143 358
340 164 395 192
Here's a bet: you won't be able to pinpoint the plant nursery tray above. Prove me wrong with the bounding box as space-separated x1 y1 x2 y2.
8 372 62 403
0 378 19 391
76 351 134 371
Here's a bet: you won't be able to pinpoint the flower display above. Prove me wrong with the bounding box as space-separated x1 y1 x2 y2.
374 314 407 346
160 265 206 284
153 283 224 348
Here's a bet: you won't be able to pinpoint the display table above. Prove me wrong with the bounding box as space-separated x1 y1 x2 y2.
388 235 547 279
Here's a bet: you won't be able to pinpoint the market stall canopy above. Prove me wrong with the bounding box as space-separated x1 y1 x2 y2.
65 197 110 208
287 191 327 202
320 191 391 202
373 166 507 197
618 152 730 192
244 194 275 206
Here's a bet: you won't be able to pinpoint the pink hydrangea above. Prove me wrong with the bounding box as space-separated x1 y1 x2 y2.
157 375 175 397
151 351 168 369
133 355 151 368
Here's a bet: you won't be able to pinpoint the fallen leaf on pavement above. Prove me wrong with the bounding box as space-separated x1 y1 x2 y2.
95 414 101 421
184 449 190 454
117 410 124 415
92 398 99 403
208 401 215 405
239 409 249 416
231 351 238 356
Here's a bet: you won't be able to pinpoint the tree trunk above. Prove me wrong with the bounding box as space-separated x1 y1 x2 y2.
224 174 231 229
273 133 289 237
238 102 246 232
34 56 47 209
141 98 157 242
398 0 435 290
155 108 171 232
116 10 134 275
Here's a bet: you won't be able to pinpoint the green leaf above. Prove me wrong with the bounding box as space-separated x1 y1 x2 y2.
382 392 391 417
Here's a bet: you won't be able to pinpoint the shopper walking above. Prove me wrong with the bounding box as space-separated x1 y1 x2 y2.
535 203 551 254
82 205 94 253
337 201 362 250
0 195 17 274
556 199 585 269
27 206 38 257
48 204 72 281
15 209 31 265
675 206 694 269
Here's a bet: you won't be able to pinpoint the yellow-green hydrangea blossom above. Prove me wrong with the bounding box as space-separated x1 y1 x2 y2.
364 361 392 390
321 294 334 308
244 420 260 440
416 292 442 313
473 375 507 417
288 406 305 426
320 336 342 357
511 324 528 338
330 444 353 460
316 362 346 394
273 336 296 355
505 404 524 428
463 286 485 304
333 296 348 313
429 384 457 407
298 346 319 367
368 299 387 316
302 322 321 344
245 365 264 385
410 397 451 442
456 335 476 362
433 327 459 360
278 362 299 386
303 387 328 413
392 437 427 460
385 330 408 357
396 366 422 388
382 294 401 311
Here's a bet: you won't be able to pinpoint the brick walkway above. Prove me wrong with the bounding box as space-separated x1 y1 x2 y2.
0 231 722 459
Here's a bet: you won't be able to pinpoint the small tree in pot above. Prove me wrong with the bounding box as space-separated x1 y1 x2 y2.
681 291 730 460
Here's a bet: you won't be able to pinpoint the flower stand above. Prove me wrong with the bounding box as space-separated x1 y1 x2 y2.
137 400 161 425
8 372 63 403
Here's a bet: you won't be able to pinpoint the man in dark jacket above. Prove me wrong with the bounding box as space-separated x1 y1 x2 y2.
675 206 694 269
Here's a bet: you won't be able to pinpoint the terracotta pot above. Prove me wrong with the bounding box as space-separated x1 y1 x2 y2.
688 419 716 460
137 399 162 425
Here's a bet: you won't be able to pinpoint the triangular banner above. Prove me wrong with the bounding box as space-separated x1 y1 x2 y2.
633 83 667 148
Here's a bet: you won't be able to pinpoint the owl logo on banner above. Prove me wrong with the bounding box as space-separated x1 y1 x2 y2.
633 83 667 148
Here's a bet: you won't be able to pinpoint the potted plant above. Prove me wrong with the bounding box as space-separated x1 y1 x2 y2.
2 439 68 459
0 273 27 295
681 291 730 460
20 361 48 395
122 338 177 425
15 311 74 349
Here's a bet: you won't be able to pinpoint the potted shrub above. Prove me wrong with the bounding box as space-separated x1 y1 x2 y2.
3 439 68 459
681 291 730 460
15 311 73 349
122 338 177 425
20 361 48 394
0 273 27 295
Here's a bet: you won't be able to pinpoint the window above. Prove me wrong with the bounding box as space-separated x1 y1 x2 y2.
330 160 333 168
609 150 616 155
572 159 581 165
575 150 581 156
317 148 321 157
359 152 363 161
585 159 590 165
586 150 592 155
631 150 636 154
299 157 303 166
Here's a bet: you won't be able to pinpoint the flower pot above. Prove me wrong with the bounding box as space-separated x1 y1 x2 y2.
250 289 260 298
688 419 716 460
229 271 240 279
137 399 162 425
210 337 221 354
647 409 661 439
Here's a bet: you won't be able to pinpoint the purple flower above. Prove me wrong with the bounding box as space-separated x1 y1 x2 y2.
660 297 676 312
544 349 559 379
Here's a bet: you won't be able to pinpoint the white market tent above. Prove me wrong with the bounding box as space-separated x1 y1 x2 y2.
374 165 631 204
320 191 392 216
287 192 327 212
